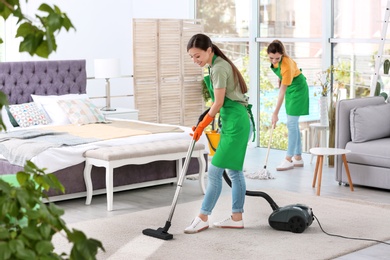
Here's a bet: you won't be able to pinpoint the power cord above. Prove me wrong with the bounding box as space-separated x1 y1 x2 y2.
313 214 390 246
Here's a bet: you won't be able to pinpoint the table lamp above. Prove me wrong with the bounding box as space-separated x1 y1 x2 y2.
94 58 120 111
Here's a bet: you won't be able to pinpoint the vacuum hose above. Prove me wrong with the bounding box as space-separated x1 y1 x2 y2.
222 171 279 211
197 108 280 212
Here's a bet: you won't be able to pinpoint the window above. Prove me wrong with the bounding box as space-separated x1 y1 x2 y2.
196 0 250 37
195 0 388 152
259 0 322 38
333 0 390 99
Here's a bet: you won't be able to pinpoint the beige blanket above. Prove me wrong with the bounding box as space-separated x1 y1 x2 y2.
0 121 184 167
42 120 184 140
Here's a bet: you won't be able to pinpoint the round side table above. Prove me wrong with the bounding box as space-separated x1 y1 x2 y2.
309 147 354 196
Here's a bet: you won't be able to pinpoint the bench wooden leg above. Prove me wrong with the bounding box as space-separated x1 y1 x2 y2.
342 154 354 192
84 148 206 211
84 160 93 205
106 165 114 211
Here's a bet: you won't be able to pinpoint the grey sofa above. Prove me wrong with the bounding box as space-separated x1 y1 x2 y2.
335 96 390 190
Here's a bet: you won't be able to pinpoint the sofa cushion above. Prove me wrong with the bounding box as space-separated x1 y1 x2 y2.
345 138 390 168
350 103 390 142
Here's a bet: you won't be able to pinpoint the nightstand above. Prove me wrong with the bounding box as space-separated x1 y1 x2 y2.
101 108 139 120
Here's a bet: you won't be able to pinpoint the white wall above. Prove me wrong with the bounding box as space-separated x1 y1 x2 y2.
5 0 194 109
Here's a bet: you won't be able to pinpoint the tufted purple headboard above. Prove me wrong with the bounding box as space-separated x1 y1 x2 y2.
0 60 86 105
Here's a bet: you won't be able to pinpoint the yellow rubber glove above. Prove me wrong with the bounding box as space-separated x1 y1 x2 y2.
191 113 214 141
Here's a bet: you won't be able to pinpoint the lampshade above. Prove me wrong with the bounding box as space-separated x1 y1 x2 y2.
94 58 120 79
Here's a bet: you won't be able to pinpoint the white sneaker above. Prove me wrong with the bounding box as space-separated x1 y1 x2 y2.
184 216 209 234
292 157 304 167
213 216 244 229
276 159 294 171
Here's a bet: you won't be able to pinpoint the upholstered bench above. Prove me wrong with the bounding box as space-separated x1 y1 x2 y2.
83 139 206 211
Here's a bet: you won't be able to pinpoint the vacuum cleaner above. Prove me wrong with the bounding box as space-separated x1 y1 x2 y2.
222 172 313 233
142 109 314 240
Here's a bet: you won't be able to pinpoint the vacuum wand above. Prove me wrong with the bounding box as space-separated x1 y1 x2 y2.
142 139 196 240
167 140 196 222
143 109 209 240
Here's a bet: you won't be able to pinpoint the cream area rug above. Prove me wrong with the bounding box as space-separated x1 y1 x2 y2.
53 190 390 260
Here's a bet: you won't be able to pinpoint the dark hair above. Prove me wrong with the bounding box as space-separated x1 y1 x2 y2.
267 39 288 57
187 33 247 94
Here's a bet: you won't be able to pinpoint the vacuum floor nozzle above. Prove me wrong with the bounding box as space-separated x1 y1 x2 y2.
143 221 173 240
142 228 173 240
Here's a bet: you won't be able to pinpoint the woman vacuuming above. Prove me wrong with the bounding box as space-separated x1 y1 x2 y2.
184 33 252 234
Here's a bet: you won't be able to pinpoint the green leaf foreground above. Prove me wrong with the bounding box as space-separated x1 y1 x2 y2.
0 161 105 259
0 3 99 257
0 1 75 58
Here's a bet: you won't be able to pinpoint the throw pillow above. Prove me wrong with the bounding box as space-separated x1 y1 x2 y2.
57 99 107 125
350 103 390 142
8 102 49 128
31 94 89 125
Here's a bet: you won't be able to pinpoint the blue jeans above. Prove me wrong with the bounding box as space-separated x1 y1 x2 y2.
200 164 246 215
286 115 302 157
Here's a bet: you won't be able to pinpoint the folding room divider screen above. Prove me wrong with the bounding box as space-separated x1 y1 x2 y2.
133 19 204 127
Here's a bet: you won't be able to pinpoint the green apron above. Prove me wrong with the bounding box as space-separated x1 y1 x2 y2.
271 59 309 116
204 57 251 171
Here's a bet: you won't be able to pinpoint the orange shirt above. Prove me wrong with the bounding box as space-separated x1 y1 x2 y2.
273 56 301 86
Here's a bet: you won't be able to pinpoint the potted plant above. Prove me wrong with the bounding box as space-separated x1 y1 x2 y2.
0 161 104 259
314 66 334 126
315 65 345 166
327 66 346 166
314 66 333 97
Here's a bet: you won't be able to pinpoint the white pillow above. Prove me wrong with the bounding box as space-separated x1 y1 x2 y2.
31 94 89 125
57 99 107 125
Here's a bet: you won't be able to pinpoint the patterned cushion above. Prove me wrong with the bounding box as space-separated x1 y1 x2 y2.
31 94 89 125
57 99 107 125
8 102 49 128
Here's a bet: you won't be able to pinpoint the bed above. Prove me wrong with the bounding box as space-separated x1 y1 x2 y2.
0 59 208 201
